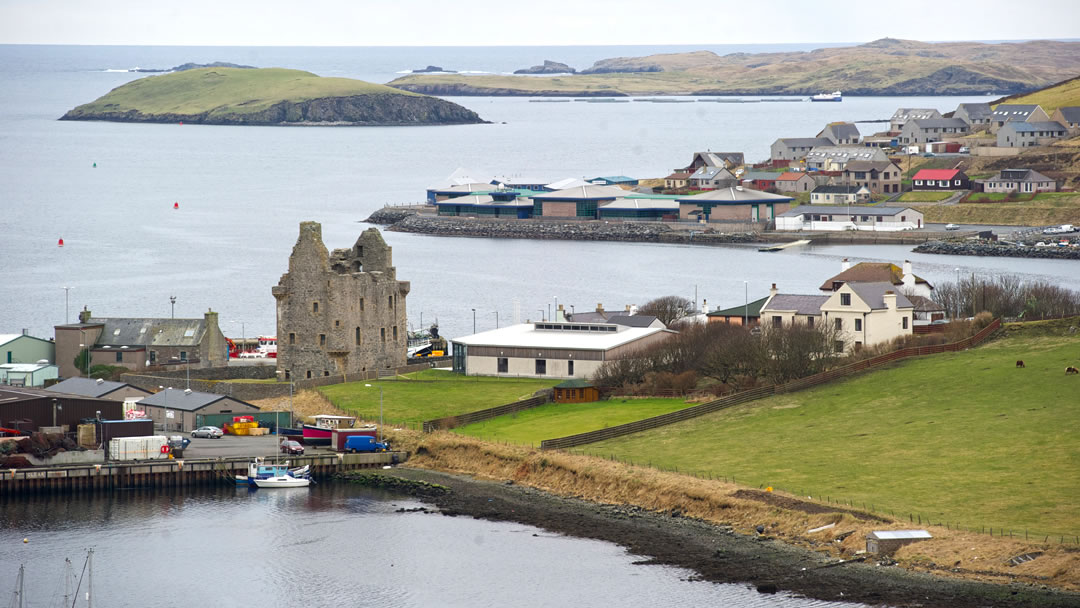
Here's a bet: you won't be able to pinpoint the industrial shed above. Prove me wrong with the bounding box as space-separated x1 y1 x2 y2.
0 386 122 433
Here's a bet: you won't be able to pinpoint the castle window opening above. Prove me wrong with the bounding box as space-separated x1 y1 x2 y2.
313 301 319 313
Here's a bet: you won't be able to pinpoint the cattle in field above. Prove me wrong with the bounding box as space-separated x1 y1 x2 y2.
1016 360 1025 368
1067 366 1079 375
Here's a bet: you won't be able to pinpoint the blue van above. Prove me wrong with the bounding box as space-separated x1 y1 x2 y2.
344 435 390 453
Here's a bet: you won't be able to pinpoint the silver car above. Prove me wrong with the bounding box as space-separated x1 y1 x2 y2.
191 426 224 439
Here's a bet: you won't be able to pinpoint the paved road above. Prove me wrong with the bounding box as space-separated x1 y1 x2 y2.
176 434 332 459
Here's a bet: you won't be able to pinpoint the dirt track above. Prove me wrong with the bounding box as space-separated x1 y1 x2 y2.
382 468 1080 608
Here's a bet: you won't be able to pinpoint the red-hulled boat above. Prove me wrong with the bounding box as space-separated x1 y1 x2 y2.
301 415 356 446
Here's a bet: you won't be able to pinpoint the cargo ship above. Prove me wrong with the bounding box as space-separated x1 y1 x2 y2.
810 90 842 102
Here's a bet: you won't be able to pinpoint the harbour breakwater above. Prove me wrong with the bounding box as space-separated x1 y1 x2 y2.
914 240 1080 260
367 211 758 245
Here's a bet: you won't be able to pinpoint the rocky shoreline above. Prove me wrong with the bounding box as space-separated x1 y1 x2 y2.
914 240 1080 260
366 210 758 245
381 468 1078 607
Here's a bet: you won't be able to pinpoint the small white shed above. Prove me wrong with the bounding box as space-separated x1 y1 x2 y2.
866 530 932 554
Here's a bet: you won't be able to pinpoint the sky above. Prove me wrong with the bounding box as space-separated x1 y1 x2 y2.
1 0 1078 46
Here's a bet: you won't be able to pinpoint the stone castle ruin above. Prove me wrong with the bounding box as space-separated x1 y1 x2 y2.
272 222 410 380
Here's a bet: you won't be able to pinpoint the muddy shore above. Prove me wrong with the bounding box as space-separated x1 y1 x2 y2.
367 468 1079 608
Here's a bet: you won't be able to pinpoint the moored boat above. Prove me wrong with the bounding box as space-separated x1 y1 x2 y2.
810 90 842 102
302 415 357 446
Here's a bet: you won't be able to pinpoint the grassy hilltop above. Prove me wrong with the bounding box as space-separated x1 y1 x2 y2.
389 38 1080 97
61 67 485 126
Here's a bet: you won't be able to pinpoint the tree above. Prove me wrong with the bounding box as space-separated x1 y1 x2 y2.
74 348 90 377
638 295 694 326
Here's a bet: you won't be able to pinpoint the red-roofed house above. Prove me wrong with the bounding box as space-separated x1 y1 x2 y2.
912 169 970 191
665 171 691 190
774 171 816 193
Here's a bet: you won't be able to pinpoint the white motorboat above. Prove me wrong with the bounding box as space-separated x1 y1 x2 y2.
253 474 311 488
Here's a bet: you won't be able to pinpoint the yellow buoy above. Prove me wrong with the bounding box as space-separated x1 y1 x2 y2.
23 538 28 543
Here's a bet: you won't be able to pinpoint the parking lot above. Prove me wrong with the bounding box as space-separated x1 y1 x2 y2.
178 434 328 459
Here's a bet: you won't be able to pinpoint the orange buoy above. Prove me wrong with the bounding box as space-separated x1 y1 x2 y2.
179 121 183 125
173 202 179 210
58 238 64 247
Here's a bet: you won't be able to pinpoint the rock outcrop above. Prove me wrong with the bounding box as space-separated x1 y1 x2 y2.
132 62 255 73
412 65 454 73
514 60 576 74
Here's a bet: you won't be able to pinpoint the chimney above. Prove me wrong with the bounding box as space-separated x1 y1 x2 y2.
841 258 850 271
770 283 778 298
884 290 896 310
902 260 915 290
22 328 28 335
78 307 92 324
596 303 604 314
625 304 631 312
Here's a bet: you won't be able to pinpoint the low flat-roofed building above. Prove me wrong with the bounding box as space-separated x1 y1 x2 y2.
137 388 260 432
451 321 673 379
47 377 153 401
530 184 627 219
434 194 535 218
597 197 679 220
0 362 58 388
0 386 121 432
775 205 923 231
977 168 1057 194
678 187 794 223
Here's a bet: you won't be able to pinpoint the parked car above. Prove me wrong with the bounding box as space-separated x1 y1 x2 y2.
191 426 223 439
945 223 960 231
280 440 304 455
958 146 970 154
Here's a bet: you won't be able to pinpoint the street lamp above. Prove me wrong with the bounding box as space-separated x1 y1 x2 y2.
471 308 476 334
492 310 499 329
364 383 383 443
62 286 73 324
169 295 177 319
743 281 749 327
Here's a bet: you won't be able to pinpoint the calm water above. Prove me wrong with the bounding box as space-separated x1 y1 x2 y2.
0 484 863 608
0 45 1062 342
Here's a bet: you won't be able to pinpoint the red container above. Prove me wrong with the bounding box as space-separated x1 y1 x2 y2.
331 427 378 452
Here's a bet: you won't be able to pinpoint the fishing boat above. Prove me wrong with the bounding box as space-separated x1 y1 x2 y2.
236 458 311 487
302 414 357 446
810 90 842 102
253 472 311 488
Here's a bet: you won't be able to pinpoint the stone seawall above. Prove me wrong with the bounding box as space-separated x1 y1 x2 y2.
380 214 757 245
913 240 1080 260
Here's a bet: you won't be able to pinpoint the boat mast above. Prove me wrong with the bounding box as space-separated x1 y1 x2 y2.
86 548 92 608
63 557 73 608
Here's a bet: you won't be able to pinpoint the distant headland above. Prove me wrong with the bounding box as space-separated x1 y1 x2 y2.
61 67 487 126
389 38 1080 97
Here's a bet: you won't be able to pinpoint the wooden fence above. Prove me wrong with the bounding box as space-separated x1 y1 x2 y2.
423 396 549 433
539 319 1001 450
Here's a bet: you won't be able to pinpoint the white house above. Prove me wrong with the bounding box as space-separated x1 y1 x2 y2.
451 321 673 379
820 282 915 351
775 206 924 232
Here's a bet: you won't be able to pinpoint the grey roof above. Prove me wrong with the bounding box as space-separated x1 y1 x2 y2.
812 185 866 195
689 166 734 180
804 146 889 161
891 108 941 121
991 104 1040 118
778 205 916 217
985 168 1054 183
955 102 992 119
137 388 256 412
599 198 678 211
566 311 607 323
776 137 832 148
530 184 627 200
1056 107 1080 123
678 187 793 204
742 171 783 181
608 315 662 328
908 118 969 129
818 123 861 141
843 160 897 172
763 294 830 316
868 530 932 540
47 377 151 398
907 295 944 313
436 195 533 207
1001 121 1067 133
692 151 744 167
92 318 206 348
846 282 914 310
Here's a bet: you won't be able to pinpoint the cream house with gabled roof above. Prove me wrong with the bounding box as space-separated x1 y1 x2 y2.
820 282 914 352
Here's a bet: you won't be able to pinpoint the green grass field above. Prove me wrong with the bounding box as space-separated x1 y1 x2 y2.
70 67 418 116
897 191 955 202
582 332 1080 536
921 193 1080 225
454 397 693 445
318 369 558 426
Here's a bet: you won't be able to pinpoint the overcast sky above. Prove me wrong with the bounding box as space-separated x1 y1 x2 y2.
1 0 1078 46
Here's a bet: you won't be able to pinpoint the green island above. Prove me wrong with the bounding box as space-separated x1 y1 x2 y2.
61 67 486 126
388 38 1080 97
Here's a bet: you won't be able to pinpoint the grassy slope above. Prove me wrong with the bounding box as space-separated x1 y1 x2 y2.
318 369 558 425
897 191 955 202
991 75 1080 113
453 397 693 445
73 67 419 116
583 331 1080 536
921 193 1080 225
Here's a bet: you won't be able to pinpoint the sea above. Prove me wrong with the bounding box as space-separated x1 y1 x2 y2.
0 43 1073 606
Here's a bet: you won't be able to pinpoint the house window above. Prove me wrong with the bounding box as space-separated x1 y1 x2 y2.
903 317 909 329
289 333 296 345
840 293 851 306
568 360 575 376
834 318 842 330
355 327 361 346
954 179 961 185
901 216 906 222
876 217 882 222
381 328 386 342
319 334 326 347
179 351 188 362
834 340 845 353
807 317 814 328
497 357 508 373
150 350 157 363
335 320 340 328
393 326 398 341
772 316 782 328
313 302 319 313
854 318 862 331
535 359 547 375
914 180 922 186
115 351 123 362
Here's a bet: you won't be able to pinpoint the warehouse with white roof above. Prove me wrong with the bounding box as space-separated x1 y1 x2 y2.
451 321 673 379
